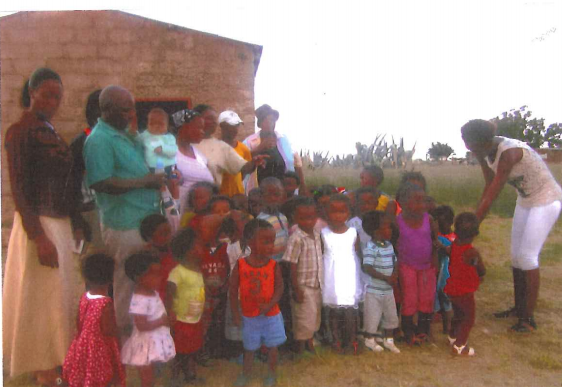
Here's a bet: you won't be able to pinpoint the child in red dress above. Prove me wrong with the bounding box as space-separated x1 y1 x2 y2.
63 254 125 387
197 214 231 360
444 213 486 356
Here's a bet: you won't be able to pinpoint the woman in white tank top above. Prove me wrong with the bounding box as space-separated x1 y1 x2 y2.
171 109 214 216
461 119 562 333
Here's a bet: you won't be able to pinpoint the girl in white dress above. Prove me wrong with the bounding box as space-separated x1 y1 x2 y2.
121 251 176 387
322 194 364 355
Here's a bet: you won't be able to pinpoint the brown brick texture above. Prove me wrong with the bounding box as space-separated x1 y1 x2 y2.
0 10 262 256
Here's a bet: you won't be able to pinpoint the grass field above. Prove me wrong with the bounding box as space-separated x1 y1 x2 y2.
4 164 562 387
304 163 562 218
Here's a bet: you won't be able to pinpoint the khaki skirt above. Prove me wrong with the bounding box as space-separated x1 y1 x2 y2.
3 213 84 377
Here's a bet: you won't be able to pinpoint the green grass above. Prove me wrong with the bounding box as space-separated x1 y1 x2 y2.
304 164 562 218
541 242 562 265
529 354 562 371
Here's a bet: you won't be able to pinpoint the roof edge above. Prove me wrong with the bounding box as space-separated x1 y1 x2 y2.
1 10 263 74
1 10 263 50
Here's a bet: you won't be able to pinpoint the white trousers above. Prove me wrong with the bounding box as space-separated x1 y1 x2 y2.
511 200 561 270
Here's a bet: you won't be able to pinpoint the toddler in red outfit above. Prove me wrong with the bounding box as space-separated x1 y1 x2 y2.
63 254 125 387
444 212 486 356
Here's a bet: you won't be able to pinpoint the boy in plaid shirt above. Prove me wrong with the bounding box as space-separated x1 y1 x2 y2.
282 197 323 354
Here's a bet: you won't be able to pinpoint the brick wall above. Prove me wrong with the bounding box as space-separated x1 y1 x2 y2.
0 10 262 255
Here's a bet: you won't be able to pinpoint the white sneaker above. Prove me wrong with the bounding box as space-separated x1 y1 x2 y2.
452 344 475 356
365 338 384 352
383 338 401 353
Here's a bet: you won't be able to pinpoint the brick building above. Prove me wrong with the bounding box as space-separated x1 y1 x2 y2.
535 148 562 164
0 10 263 254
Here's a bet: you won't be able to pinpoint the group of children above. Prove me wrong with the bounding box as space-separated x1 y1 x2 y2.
61 165 487 387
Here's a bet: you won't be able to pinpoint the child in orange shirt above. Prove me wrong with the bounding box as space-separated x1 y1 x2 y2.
230 219 286 387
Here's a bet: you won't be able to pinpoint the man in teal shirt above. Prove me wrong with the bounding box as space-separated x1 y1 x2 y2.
84 85 164 334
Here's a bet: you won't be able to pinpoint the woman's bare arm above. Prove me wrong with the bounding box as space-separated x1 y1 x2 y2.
476 148 522 222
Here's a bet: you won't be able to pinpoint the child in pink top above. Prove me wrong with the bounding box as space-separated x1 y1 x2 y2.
395 182 439 345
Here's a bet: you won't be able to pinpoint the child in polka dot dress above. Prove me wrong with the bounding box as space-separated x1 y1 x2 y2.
121 251 176 387
63 254 126 387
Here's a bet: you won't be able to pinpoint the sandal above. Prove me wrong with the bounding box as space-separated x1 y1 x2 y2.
406 334 422 347
35 368 66 387
415 333 430 343
510 318 535 333
452 344 475 356
493 307 517 319
331 341 343 354
351 341 360 356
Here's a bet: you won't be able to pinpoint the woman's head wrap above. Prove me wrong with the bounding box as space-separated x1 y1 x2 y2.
170 109 200 134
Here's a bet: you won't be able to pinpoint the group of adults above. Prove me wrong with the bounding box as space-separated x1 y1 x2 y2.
3 67 560 384
2 68 295 385
172 101 293 214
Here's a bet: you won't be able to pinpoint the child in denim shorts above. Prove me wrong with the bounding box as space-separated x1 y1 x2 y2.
230 219 286 387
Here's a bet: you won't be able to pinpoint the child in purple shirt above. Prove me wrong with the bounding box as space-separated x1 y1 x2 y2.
395 182 438 345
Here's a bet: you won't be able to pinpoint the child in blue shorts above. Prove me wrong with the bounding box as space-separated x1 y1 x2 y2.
230 219 286 387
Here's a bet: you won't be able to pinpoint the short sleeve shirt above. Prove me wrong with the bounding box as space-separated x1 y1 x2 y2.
282 227 323 288
84 118 160 230
257 212 289 262
220 141 252 196
194 138 247 186
129 292 167 321
167 265 206 323
363 240 396 295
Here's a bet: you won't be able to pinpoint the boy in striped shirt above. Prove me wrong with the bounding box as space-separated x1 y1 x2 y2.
361 211 401 353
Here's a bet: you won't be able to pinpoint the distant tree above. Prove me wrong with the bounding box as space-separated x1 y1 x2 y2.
491 106 562 148
427 142 454 161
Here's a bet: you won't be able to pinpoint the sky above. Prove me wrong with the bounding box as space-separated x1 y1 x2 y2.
2 0 561 160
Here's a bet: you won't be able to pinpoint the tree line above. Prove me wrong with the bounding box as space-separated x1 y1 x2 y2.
427 106 562 161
